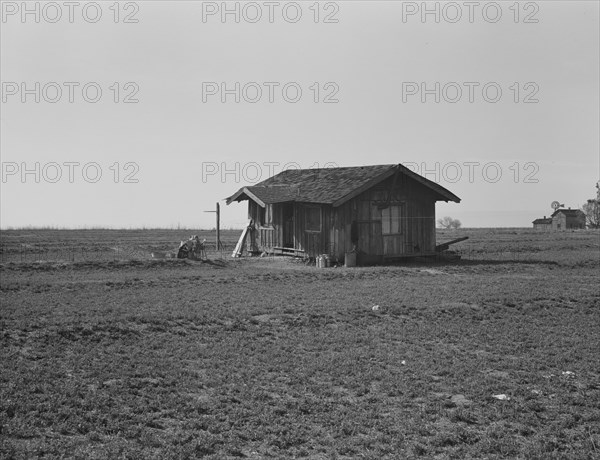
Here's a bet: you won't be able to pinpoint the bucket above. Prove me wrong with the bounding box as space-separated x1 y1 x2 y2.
345 252 357 267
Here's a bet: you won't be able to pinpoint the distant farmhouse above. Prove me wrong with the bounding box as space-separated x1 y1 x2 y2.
226 164 460 264
532 209 586 231
532 217 553 231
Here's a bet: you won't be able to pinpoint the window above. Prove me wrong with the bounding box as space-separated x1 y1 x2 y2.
305 206 321 232
381 205 401 235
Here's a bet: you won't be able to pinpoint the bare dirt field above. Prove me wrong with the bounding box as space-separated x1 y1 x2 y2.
1 228 599 459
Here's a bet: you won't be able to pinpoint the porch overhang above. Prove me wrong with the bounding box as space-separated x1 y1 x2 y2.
226 185 299 207
226 187 267 207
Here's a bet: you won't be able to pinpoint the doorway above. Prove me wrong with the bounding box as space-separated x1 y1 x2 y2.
283 203 294 248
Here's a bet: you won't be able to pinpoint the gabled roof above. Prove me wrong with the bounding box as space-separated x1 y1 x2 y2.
226 164 461 207
551 209 585 217
532 218 552 224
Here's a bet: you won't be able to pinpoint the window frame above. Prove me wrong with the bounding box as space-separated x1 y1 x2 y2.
381 204 402 235
305 206 322 232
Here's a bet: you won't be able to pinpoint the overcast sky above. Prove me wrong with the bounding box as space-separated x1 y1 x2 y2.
1 1 598 228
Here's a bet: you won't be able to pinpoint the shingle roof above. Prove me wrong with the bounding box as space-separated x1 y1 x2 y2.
551 209 585 217
226 164 460 207
532 218 552 224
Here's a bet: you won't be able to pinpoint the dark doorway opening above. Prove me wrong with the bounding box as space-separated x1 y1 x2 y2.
283 203 294 248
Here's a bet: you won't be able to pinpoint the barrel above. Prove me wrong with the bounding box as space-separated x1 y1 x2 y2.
345 252 357 267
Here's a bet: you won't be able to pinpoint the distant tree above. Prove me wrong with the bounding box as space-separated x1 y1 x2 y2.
582 181 600 228
437 216 462 229
437 216 452 229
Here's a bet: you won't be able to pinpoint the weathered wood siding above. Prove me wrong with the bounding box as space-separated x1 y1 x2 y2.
247 201 281 252
247 173 440 260
330 174 438 261
294 203 332 258
551 214 567 232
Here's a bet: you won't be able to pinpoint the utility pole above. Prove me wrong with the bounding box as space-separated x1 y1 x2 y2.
204 202 224 250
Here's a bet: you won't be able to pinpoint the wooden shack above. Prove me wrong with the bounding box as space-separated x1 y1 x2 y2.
226 164 461 264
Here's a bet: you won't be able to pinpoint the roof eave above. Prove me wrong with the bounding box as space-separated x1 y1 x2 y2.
225 188 245 205
397 164 461 203
225 187 266 207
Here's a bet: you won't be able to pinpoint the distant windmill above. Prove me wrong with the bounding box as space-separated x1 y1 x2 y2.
551 201 564 211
